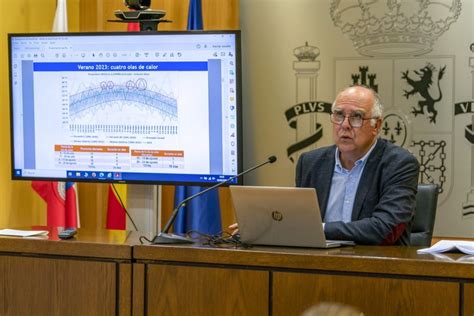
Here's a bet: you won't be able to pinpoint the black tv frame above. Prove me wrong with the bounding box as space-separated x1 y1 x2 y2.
8 30 242 186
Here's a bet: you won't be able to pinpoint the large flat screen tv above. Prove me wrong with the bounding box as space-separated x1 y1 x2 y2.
9 31 242 185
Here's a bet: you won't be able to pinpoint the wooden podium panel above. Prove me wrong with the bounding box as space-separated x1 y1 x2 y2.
0 256 117 315
465 283 474 316
134 244 474 315
0 229 134 316
145 264 269 316
273 271 459 316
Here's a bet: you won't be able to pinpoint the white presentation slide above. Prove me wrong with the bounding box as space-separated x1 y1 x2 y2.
33 63 211 174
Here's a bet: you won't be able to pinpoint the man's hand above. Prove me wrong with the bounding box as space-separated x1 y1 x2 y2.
228 223 239 235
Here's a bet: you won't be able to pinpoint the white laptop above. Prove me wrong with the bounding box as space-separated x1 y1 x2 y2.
229 185 355 248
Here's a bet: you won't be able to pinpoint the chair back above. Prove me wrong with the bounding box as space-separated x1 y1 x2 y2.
410 183 439 246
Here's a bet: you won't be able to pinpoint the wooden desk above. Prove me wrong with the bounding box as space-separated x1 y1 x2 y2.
0 228 134 316
133 244 474 316
2 230 473 316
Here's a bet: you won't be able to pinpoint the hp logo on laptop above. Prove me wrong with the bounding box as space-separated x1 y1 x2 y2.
272 211 283 221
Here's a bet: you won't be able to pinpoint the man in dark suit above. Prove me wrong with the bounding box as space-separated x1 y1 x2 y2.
296 85 419 245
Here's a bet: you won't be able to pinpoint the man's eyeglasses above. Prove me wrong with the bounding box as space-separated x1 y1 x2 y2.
330 111 378 128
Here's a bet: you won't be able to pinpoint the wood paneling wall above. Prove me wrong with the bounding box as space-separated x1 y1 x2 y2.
77 0 239 231
0 0 81 228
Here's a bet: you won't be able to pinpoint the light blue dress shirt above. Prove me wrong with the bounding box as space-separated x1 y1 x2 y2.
324 141 377 223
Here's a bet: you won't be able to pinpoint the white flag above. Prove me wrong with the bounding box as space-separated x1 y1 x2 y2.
52 0 68 32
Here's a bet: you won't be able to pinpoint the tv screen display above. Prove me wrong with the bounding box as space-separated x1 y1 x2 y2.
9 31 242 185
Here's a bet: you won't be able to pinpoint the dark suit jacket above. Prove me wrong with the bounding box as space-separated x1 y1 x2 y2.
295 138 419 245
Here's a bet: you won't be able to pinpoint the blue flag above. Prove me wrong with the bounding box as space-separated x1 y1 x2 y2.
187 0 203 30
174 186 222 235
173 0 222 235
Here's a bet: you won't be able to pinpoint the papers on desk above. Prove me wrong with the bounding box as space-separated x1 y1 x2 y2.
431 253 474 263
417 240 474 255
0 229 49 237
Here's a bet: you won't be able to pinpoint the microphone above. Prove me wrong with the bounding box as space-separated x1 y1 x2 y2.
151 155 277 244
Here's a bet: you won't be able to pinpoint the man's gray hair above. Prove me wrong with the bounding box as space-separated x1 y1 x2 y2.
370 92 383 127
331 85 384 127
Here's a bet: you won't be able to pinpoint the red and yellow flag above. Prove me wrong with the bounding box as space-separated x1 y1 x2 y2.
106 184 127 229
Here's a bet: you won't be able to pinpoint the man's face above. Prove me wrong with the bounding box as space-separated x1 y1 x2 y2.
332 86 380 161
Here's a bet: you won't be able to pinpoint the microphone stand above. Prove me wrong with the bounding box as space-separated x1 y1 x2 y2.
151 156 277 244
